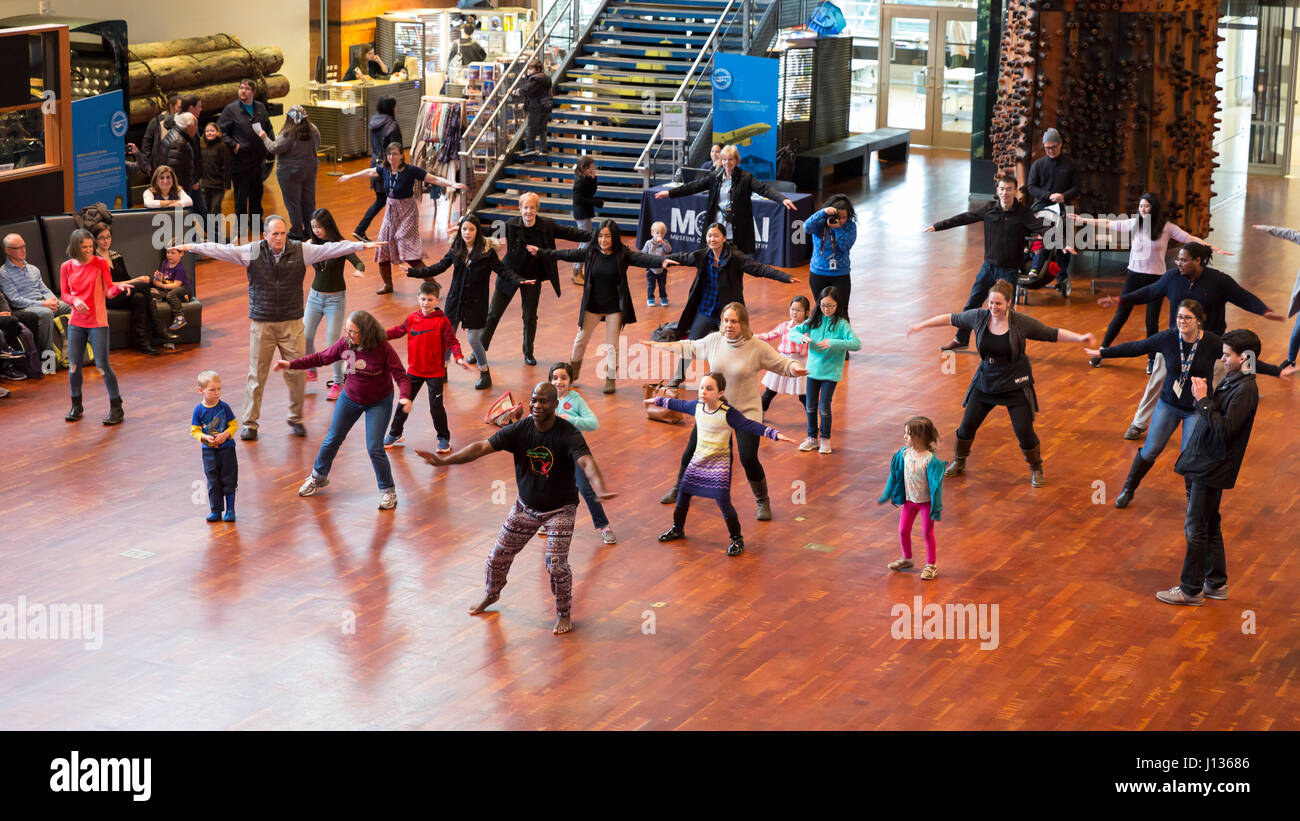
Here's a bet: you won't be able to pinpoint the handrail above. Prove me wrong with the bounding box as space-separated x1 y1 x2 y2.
459 0 575 163
632 0 740 182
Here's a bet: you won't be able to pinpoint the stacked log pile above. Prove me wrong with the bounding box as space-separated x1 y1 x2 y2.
990 0 1220 236
127 34 289 124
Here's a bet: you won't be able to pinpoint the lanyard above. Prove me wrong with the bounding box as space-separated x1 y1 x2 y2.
821 223 838 259
1173 332 1200 397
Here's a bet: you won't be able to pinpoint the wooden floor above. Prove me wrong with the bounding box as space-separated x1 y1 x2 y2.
1 151 1297 731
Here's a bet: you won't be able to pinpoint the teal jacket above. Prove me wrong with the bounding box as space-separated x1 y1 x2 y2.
788 316 861 381
877 447 946 520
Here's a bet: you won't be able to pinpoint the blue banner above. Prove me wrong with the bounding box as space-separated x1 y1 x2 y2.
71 90 129 210
711 53 779 180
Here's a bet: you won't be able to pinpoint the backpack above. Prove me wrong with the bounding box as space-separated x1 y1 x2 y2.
12 321 41 377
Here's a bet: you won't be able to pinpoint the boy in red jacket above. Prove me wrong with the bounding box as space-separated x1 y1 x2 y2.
384 279 474 452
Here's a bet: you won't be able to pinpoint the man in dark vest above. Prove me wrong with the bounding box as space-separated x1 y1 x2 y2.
477 191 592 366
180 216 372 440
217 79 275 241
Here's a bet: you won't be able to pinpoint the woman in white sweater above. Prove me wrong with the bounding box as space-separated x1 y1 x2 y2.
649 301 807 520
1072 192 1229 368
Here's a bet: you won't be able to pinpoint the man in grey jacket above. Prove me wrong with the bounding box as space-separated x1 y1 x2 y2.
180 216 374 439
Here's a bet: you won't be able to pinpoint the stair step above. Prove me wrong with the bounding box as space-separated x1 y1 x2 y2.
595 17 730 33
607 0 734 8
556 82 707 99
547 121 657 139
502 164 646 183
486 193 642 216
605 6 728 19
552 94 710 112
565 70 695 88
492 178 646 201
567 55 696 72
583 43 701 60
547 136 656 154
507 152 671 171
549 108 665 126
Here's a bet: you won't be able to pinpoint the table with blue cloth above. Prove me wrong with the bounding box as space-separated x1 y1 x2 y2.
635 185 813 267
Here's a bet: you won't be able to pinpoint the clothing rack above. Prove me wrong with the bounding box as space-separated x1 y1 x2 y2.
413 95 469 233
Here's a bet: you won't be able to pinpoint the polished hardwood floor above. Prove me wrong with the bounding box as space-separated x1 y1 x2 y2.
1 151 1297 730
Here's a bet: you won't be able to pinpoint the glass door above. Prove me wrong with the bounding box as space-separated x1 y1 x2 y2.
879 5 976 149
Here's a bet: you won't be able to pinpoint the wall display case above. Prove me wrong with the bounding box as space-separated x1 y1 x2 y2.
0 24 74 220
380 7 535 90
306 77 423 158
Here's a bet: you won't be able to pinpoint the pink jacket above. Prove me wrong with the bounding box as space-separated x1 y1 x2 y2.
755 319 809 358
61 256 123 328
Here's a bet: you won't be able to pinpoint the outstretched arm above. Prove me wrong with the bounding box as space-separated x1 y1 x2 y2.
416 440 496 466
907 313 956 335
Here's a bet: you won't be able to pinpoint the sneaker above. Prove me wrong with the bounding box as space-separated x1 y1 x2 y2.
1155 585 1203 606
378 490 397 510
306 368 318 382
383 433 404 449
436 437 452 453
1202 583 1228 600
887 557 914 571
600 526 617 545
168 315 188 330
920 564 938 580
1089 357 1102 368
240 427 258 441
163 342 176 351
288 421 307 437
0 346 24 359
659 297 669 307
647 299 656 307
939 339 968 352
819 439 832 454
1123 425 1146 441
798 437 818 452
298 475 328 496
326 381 343 401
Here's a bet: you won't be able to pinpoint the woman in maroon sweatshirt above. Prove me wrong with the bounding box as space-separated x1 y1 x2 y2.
274 309 411 509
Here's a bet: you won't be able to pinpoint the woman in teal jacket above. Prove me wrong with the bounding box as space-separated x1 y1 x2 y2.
788 285 861 454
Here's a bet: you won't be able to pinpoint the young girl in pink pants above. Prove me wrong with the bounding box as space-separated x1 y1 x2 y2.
877 416 946 580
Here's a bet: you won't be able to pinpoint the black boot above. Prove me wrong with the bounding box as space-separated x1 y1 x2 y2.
726 535 745 556
474 367 492 390
659 483 678 504
102 396 124 426
749 479 771 521
945 436 973 477
65 394 83 422
1114 453 1155 509
658 525 685 542
1022 445 1044 487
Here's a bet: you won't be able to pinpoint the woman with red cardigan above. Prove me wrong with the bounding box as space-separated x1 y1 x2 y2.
61 228 133 425
274 309 412 510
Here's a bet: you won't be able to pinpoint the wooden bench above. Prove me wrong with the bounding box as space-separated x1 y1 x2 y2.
793 128 911 195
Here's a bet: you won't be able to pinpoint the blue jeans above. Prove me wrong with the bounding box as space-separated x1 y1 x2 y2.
313 392 395 490
575 467 609 529
67 325 118 399
1140 399 1198 462
954 262 1020 345
1288 312 1300 364
805 376 837 438
304 288 347 384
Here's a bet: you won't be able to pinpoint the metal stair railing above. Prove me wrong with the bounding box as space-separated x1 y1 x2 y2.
459 0 610 215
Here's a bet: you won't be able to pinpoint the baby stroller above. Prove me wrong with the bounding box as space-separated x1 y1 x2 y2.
1014 232 1071 305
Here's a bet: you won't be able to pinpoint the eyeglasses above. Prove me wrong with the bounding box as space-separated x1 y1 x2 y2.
1176 315 1196 322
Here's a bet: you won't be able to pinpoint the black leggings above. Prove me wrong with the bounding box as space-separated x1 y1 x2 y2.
675 491 741 538
1101 269 1163 348
810 272 851 311
676 426 764 484
761 388 806 412
956 396 1039 451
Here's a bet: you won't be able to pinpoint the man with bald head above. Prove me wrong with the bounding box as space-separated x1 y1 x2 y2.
417 382 614 635
180 215 373 439
1 232 70 357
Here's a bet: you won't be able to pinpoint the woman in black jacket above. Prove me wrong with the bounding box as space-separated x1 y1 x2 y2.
353 96 402 241
532 219 666 394
570 156 603 285
404 215 533 390
664 222 797 385
908 280 1095 487
653 145 795 254
200 122 232 217
92 223 172 355
515 60 553 158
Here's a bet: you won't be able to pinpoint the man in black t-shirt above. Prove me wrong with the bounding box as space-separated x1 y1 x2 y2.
417 383 614 634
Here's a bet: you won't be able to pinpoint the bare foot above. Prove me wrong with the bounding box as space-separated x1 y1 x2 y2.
468 594 499 615
553 615 573 635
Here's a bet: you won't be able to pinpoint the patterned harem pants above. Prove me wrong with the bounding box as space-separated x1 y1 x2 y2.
485 500 577 618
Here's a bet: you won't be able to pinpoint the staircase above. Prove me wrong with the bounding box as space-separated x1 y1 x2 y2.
476 0 766 233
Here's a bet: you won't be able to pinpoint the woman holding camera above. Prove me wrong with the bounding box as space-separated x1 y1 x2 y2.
804 195 857 311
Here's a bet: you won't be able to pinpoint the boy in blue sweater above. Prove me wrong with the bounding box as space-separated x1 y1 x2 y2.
191 370 239 522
